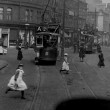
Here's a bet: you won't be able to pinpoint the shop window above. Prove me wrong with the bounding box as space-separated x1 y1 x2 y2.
7 8 12 20
0 8 3 20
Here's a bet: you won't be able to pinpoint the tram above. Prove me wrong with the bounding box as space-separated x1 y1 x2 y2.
81 33 97 53
34 30 59 65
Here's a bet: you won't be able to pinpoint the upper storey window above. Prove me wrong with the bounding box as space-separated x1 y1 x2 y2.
25 9 29 22
0 8 3 20
30 10 33 21
7 8 12 20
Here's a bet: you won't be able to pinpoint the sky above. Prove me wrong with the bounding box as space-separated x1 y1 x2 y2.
102 0 110 3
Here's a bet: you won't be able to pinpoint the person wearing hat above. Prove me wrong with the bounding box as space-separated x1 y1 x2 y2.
79 45 85 62
98 51 105 68
5 64 27 99
60 53 69 74
97 43 101 53
17 47 23 63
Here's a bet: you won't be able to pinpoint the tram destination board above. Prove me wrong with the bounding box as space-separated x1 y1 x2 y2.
36 24 60 34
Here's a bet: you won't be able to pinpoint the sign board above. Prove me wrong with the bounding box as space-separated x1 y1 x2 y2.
36 26 47 33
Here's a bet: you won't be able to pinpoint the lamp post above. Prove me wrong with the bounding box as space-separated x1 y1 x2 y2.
61 0 66 59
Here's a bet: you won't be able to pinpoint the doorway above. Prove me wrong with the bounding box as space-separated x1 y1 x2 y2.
2 34 8 47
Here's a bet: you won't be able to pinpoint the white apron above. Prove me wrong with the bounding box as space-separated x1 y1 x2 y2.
62 61 69 71
8 69 27 91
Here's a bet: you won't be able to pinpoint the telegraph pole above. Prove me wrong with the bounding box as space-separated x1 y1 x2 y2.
77 0 80 49
61 0 66 58
94 8 98 43
95 8 97 30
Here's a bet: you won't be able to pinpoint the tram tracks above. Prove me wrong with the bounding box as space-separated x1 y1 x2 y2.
26 65 72 110
55 67 71 99
24 66 42 110
70 55 98 99
73 63 97 99
25 60 98 110
56 62 97 100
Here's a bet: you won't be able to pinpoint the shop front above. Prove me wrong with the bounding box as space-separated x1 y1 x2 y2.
18 29 35 48
0 28 10 48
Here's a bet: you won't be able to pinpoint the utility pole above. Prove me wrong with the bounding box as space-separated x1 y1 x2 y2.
61 0 66 58
77 0 80 49
94 8 97 35
94 8 98 43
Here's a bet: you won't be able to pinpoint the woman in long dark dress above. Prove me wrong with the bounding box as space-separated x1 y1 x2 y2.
17 47 23 63
98 51 105 68
79 46 85 62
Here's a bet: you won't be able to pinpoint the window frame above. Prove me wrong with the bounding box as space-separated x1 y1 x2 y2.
25 9 29 22
0 7 4 20
6 8 12 21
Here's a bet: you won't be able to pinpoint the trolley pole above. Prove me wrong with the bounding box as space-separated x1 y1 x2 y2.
94 8 98 43
41 0 51 23
61 0 66 59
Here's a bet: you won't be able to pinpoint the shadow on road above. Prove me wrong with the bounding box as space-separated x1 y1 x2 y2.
55 98 110 110
35 61 56 66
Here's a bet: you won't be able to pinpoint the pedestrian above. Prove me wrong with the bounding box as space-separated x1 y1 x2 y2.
79 45 85 62
17 46 23 63
60 53 69 74
98 51 105 68
74 44 77 53
5 64 27 99
97 43 101 53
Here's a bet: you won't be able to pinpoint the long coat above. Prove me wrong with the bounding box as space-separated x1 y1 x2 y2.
98 53 105 67
17 50 23 61
7 69 27 91
97 44 101 53
79 47 85 58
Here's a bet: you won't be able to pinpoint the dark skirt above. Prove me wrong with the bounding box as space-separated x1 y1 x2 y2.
17 52 23 61
98 60 105 67
79 53 85 58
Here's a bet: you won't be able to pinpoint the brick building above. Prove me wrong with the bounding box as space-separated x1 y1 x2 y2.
0 0 87 48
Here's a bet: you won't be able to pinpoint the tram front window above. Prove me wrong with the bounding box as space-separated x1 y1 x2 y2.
37 38 42 45
43 35 57 48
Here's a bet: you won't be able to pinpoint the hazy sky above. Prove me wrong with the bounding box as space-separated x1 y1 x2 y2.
102 0 110 3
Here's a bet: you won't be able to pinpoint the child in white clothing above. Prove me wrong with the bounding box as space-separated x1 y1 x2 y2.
5 64 27 99
60 53 69 74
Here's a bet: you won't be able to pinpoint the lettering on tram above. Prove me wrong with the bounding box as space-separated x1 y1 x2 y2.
34 24 60 65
